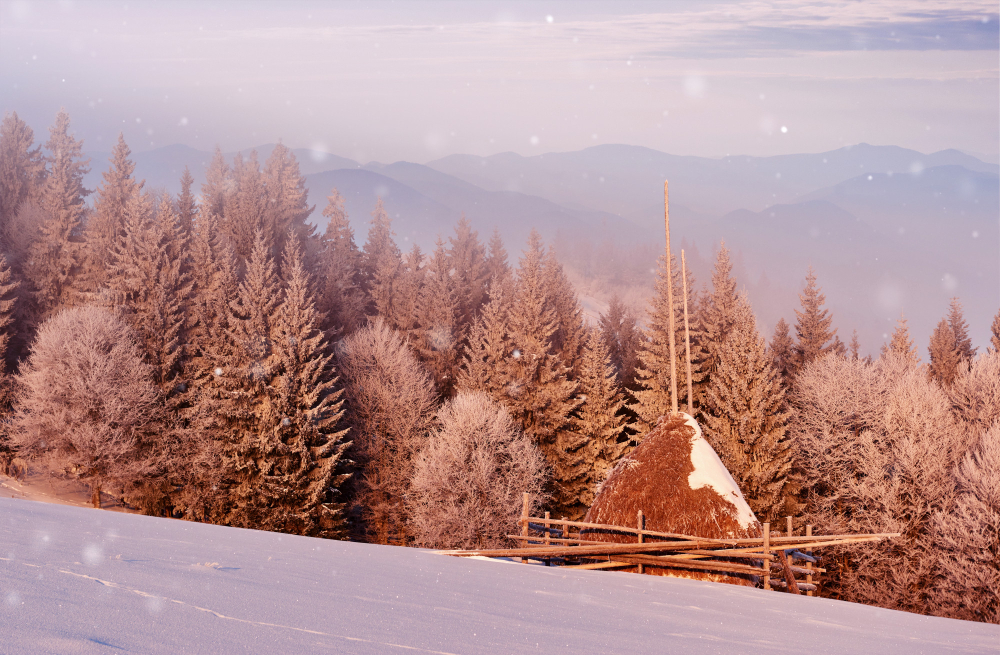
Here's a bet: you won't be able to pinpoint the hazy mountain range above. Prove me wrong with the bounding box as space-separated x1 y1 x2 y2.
81 142 1000 357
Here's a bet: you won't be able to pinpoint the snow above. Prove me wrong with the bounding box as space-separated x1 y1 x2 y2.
683 413 759 530
2 497 997 654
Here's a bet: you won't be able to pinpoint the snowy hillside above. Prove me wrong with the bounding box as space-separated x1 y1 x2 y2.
2 498 996 654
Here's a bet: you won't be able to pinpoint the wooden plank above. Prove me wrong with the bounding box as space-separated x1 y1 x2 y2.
436 538 762 559
763 522 771 591
612 554 763 576
806 524 814 597
564 561 631 570
637 510 645 574
777 548 800 594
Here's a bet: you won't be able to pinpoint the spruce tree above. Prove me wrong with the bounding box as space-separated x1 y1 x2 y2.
415 238 461 395
26 109 90 318
0 111 46 238
200 146 230 219
928 318 960 386
223 152 268 264
391 243 424 333
86 134 143 289
542 247 587 377
576 329 629 508
770 318 795 383
263 143 314 264
315 188 365 335
457 284 511 396
447 215 489 331
597 294 641 391
793 267 837 373
485 227 510 284
176 166 198 237
0 256 16 466
634 251 705 430
849 329 861 360
946 298 977 364
264 235 351 537
883 313 919 363
700 243 740 377
361 198 398 287
702 294 792 520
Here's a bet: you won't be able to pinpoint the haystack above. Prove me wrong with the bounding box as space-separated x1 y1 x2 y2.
583 413 761 584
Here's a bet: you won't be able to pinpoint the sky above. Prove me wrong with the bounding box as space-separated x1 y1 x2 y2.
1 0 998 163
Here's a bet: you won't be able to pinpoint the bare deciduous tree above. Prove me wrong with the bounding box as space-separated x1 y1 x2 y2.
11 306 162 507
337 318 437 544
409 391 548 549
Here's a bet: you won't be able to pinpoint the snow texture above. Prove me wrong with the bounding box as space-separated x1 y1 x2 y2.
1 497 997 654
683 413 758 530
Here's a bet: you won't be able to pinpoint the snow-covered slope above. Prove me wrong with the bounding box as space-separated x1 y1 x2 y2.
1 498 996 654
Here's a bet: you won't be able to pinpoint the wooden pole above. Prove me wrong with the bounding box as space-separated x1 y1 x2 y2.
681 249 693 415
664 180 678 416
637 510 645 574
520 492 531 564
786 516 793 538
762 522 771 590
806 524 814 597
543 511 551 565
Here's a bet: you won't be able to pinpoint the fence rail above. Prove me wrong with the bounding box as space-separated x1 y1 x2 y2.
436 493 899 595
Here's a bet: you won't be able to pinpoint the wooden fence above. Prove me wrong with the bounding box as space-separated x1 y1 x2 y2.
436 493 900 595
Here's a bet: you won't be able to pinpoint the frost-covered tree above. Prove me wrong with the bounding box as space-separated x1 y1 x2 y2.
0 256 19 467
10 306 162 508
792 267 837 373
597 295 641 392
337 319 437 544
702 294 791 520
769 318 795 383
848 329 861 361
700 243 739 378
457 282 511 396
85 134 142 289
947 351 1000 436
315 188 365 335
0 111 45 241
176 166 198 237
883 313 918 363
409 391 548 549
447 215 489 331
542 247 587 377
222 152 268 264
946 298 976 364
576 329 629 508
485 227 510 284
415 239 461 395
26 110 89 318
263 143 314 265
200 146 230 220
990 308 1000 353
928 317 960 387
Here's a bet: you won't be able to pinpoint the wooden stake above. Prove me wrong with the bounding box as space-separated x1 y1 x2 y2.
786 516 793 538
762 522 771 590
637 510 645 574
681 249 693 415
543 511 551 565
520 492 531 564
806 524 814 597
777 548 801 595
664 180 678 416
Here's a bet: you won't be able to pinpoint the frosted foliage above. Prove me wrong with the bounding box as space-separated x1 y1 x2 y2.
684 414 757 530
337 319 436 544
409 391 548 549
10 306 162 506
947 351 1000 434
791 352 987 618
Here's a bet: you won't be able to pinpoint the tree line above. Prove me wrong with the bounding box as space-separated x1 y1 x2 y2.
1 111 997 623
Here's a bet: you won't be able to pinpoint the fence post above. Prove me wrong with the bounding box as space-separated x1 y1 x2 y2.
543 511 551 566
637 510 645 574
805 524 814 596
762 522 771 590
520 492 531 564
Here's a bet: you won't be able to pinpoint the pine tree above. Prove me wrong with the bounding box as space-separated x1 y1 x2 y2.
200 146 230 219
946 298 977 364
883 313 919 363
176 166 198 237
25 110 90 319
86 134 143 289
222 152 268 264
576 329 629 508
542 247 587 377
991 309 1000 353
0 256 16 467
928 318 960 387
390 243 424 333
485 227 510 284
447 215 489 331
634 251 705 430
849 329 861 360
770 318 795 383
263 143 314 264
107 192 192 395
457 284 511 396
700 243 740 378
0 111 46 240
315 188 365 335
793 267 837 373
597 295 641 391
362 199 401 317
415 239 461 395
262 234 351 536
702 294 792 521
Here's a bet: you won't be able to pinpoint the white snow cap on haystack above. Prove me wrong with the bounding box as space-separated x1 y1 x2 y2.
681 413 758 530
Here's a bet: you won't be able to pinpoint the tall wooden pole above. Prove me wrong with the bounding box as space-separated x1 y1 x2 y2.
664 181 678 416
682 249 693 415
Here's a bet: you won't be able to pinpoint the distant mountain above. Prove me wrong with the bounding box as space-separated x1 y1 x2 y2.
426 143 999 225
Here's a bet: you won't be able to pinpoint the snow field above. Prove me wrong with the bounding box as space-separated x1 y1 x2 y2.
1 497 997 654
